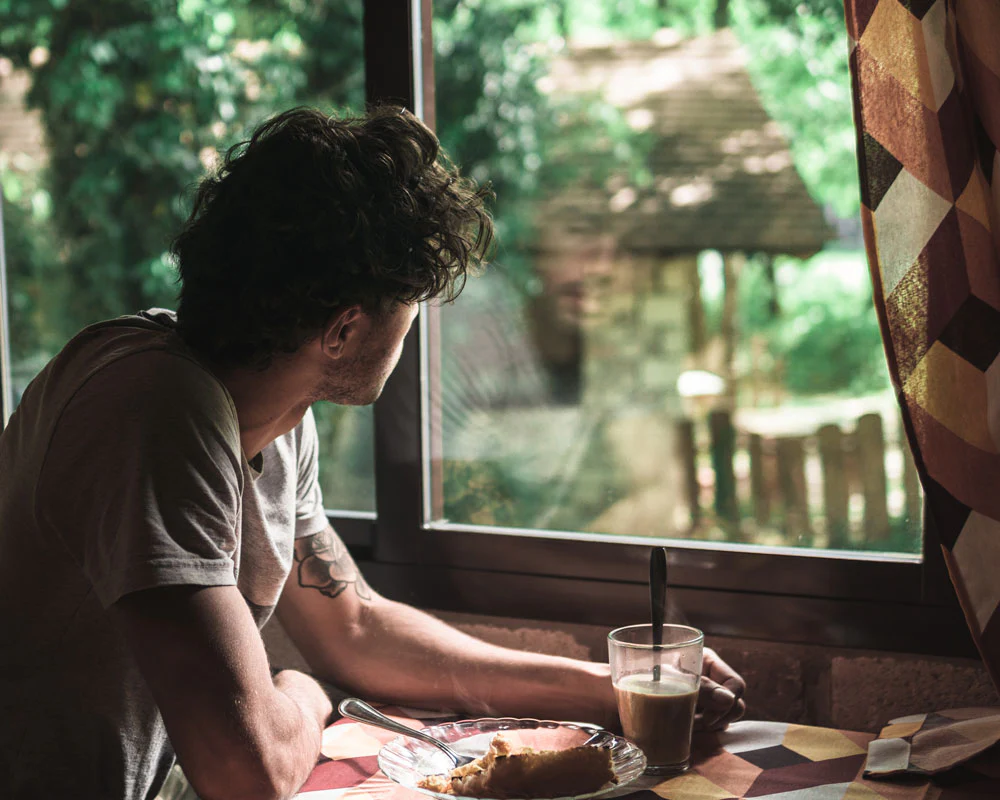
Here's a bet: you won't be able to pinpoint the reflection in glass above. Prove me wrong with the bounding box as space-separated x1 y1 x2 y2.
432 3 920 554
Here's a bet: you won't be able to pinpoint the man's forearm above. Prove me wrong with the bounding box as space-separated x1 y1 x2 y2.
327 598 618 728
277 527 617 728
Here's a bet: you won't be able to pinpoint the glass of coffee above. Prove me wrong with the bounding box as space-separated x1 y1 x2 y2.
608 623 703 775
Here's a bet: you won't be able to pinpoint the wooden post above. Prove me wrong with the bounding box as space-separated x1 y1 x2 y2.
817 424 850 548
676 419 700 529
709 410 738 524
749 433 769 526
857 413 890 543
776 436 810 543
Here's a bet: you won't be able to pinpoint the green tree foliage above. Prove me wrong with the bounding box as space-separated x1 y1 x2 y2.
433 0 655 296
1 183 60 384
0 0 369 506
1 0 861 365
0 0 363 359
733 0 859 218
737 252 889 395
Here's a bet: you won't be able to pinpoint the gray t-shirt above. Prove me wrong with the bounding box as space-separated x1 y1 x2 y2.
0 311 329 800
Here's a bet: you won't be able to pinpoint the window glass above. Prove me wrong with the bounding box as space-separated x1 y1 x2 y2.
431 1 921 555
0 2 373 511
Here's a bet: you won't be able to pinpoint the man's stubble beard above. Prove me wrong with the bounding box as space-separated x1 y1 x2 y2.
314 359 382 405
311 305 414 406
313 343 400 406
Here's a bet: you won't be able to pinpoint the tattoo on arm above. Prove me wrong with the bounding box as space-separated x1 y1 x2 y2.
294 528 372 601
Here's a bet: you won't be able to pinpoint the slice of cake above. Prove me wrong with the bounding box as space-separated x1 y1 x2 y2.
417 733 617 799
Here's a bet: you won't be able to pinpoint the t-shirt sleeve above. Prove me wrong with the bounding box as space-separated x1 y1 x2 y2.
37 350 245 608
293 406 329 539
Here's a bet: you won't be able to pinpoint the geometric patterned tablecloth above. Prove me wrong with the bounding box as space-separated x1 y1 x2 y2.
295 710 1000 800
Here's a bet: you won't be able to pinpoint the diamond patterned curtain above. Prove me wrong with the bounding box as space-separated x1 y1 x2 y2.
845 0 1000 683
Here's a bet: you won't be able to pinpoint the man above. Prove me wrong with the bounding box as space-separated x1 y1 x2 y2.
0 106 744 800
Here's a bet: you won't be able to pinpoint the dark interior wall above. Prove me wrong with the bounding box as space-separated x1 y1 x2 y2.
262 610 998 733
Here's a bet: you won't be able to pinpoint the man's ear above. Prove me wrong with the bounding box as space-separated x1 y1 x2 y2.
320 305 364 359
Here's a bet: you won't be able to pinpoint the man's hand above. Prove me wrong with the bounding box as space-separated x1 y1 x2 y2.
694 647 746 731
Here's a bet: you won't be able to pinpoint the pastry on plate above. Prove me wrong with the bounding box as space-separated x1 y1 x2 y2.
417 733 617 799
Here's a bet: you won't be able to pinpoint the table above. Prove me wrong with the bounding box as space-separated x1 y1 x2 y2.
295 708 1000 799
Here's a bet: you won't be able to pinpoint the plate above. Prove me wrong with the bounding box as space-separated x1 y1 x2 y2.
378 717 646 800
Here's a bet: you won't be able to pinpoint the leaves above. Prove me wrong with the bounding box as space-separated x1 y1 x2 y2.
1 0 363 365
732 0 859 218
1 0 862 396
735 251 889 396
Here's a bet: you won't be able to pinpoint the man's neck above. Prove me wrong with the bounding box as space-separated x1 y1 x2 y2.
214 358 314 463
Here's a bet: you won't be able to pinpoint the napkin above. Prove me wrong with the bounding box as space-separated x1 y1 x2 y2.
863 707 1000 777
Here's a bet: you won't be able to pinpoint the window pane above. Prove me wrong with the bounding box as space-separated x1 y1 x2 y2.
0 2 374 512
431 2 921 555
313 402 375 513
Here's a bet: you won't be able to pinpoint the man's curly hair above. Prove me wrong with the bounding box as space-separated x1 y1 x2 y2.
172 106 494 369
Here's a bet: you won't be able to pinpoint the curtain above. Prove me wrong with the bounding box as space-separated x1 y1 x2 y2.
845 0 1000 684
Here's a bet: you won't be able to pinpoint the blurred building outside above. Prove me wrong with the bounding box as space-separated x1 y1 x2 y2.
438 28 920 552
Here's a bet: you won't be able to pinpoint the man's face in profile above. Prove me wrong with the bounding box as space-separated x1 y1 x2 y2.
317 301 419 406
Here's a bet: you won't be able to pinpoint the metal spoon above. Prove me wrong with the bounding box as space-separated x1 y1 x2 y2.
649 547 668 681
338 697 475 767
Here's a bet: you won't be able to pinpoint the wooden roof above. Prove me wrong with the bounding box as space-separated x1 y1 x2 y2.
538 29 834 257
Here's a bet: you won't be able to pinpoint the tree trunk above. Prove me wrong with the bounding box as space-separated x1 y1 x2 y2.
685 255 706 357
720 251 744 410
714 0 731 29
762 253 780 318
557 0 570 38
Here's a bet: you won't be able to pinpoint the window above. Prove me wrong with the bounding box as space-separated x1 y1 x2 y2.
429 2 917 555
0 1 374 512
362 0 972 658
0 0 972 656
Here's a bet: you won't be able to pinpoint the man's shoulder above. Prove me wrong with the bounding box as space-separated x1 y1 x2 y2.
28 309 234 434
60 309 219 394
67 308 181 358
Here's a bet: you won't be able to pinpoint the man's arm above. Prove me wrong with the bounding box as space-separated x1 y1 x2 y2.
113 584 332 800
277 526 747 730
276 526 618 727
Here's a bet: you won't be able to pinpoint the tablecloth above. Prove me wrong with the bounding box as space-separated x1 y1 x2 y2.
295 709 1000 799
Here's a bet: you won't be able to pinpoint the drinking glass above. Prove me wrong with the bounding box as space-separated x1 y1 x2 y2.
608 623 704 775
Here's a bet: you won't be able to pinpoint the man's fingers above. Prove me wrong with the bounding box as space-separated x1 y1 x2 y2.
703 648 746 699
695 697 746 732
704 683 737 710
696 673 745 731
694 649 748 731
726 697 747 724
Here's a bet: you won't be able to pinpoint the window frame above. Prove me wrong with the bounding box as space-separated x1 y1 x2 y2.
334 0 979 660
0 189 12 432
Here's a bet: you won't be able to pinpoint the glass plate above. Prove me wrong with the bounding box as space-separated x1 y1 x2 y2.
378 717 646 800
